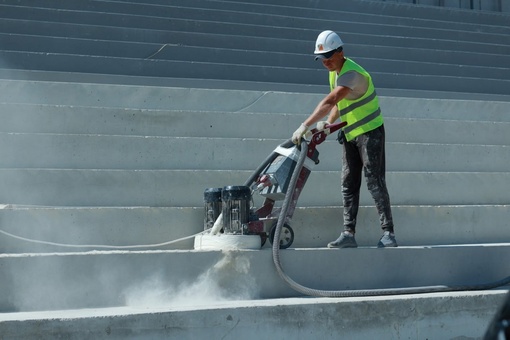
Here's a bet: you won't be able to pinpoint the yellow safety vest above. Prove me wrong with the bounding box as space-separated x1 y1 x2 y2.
329 58 383 141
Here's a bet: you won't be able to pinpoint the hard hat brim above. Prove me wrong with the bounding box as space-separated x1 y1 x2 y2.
314 49 337 60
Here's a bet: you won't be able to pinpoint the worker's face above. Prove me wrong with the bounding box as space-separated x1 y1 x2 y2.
321 51 344 72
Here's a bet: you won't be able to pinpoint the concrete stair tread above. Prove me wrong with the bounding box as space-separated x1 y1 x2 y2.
2 32 510 70
1 103 510 140
2 103 510 131
0 169 509 206
3 50 510 95
2 35 510 82
0 134 508 172
0 76 510 110
0 204 508 252
3 18 509 59
0 288 506 315
0 289 507 339
0 47 510 95
3 1 510 42
0 246 508 311
1 68 510 102
219 0 510 26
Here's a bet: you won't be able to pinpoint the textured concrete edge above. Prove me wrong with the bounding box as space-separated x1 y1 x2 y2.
0 290 507 339
1 246 509 313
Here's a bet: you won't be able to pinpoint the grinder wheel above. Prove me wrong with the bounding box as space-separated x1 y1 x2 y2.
269 222 294 249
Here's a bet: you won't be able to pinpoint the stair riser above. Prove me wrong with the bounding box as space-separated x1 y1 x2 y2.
0 247 509 311
0 205 508 253
0 170 508 207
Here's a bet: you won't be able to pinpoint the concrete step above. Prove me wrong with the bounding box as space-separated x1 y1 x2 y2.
3 16 509 60
8 0 510 35
1 1 509 47
110 0 510 34
0 206 201 253
2 67 510 101
0 246 508 311
2 35 509 82
218 0 510 27
5 50 510 95
3 31 509 70
0 78 326 110
1 103 510 145
0 50 319 87
0 169 508 207
0 134 508 172
349 44 509 68
364 0 510 15
0 204 508 253
0 290 507 339
0 80 509 120
1 12 509 94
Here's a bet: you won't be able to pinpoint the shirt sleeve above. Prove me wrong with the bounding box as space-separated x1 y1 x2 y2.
336 71 364 90
336 70 369 100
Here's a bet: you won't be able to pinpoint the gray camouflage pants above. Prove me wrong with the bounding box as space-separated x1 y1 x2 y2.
340 125 394 233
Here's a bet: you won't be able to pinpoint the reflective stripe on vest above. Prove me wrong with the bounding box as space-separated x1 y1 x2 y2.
329 58 383 141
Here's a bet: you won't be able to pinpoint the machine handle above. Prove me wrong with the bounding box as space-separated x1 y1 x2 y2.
309 121 347 146
305 121 347 160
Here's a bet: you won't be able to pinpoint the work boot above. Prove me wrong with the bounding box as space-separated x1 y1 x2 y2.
327 231 358 248
377 231 398 248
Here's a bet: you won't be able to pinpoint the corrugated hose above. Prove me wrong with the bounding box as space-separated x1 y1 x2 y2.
271 138 510 297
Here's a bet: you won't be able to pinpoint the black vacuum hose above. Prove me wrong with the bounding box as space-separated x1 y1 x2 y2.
243 139 295 187
271 140 510 297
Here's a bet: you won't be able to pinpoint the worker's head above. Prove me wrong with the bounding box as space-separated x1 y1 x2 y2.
314 30 344 70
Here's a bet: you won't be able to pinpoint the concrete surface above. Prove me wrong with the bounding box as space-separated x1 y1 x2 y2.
0 203 509 252
0 290 508 339
0 0 509 338
0 246 509 312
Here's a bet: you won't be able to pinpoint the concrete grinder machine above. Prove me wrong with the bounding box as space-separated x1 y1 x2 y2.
194 122 346 250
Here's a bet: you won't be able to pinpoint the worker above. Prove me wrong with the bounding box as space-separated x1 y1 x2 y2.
291 30 397 248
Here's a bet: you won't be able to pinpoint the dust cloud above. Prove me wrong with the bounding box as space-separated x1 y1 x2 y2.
123 252 260 308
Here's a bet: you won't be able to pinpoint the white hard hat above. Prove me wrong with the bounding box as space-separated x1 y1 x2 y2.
314 30 344 60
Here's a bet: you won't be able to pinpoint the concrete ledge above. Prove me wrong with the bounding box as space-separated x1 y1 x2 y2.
0 246 509 312
0 79 509 118
2 1 508 46
217 0 510 26
0 206 202 253
0 204 509 253
3 17 508 59
3 34 510 80
0 134 508 172
0 169 509 207
0 103 509 143
3 31 510 68
2 51 510 94
0 290 508 339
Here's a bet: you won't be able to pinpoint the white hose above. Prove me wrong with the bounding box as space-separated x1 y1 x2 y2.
0 228 207 249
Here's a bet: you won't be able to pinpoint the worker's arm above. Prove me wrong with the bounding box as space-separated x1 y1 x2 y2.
326 105 340 124
303 85 350 127
292 86 350 144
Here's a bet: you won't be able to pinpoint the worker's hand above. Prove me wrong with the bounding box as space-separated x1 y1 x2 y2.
292 123 308 144
316 121 329 131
